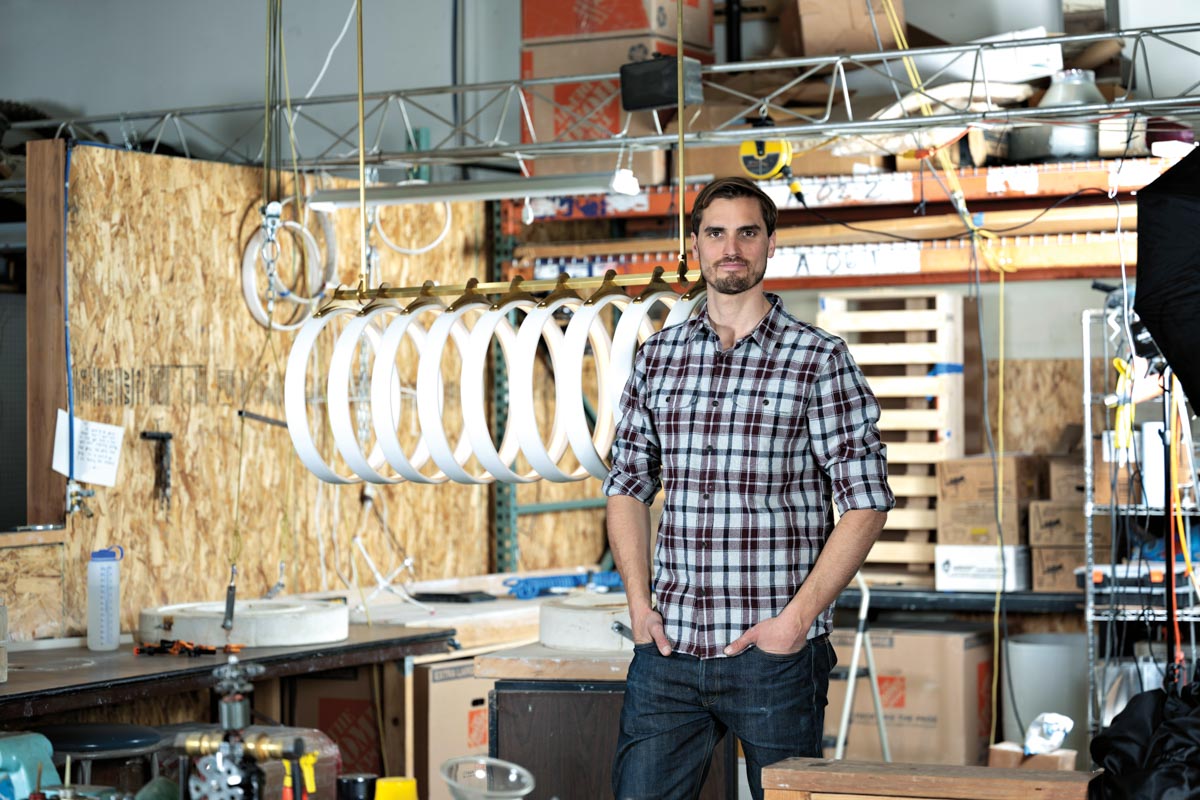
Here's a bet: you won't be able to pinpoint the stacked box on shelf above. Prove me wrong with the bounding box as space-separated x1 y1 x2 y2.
1030 454 1111 592
817 290 974 588
934 454 1046 591
519 0 715 186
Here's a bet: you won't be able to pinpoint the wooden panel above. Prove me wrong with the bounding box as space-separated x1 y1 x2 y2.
762 758 1092 800
886 475 937 497
986 359 1082 455
864 541 935 564
0 543 64 640
881 508 937 530
26 140 67 526
877 409 945 430
27 144 493 640
475 643 632 682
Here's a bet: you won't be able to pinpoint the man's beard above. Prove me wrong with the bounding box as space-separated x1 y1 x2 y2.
704 258 767 295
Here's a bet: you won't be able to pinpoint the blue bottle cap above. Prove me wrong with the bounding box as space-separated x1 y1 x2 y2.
91 545 125 560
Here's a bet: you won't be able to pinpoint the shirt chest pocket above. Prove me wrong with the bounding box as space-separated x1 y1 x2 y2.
733 391 803 449
650 383 700 438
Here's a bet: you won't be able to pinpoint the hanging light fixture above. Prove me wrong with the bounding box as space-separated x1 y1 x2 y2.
307 172 626 210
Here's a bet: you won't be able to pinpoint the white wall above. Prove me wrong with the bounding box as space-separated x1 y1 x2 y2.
1117 0 1200 97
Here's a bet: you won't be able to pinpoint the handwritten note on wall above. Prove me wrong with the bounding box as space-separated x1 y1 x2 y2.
52 408 125 487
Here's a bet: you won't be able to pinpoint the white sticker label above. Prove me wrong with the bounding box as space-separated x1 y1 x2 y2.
1109 160 1162 191
52 408 125 487
986 166 1040 195
768 242 923 277
781 173 915 208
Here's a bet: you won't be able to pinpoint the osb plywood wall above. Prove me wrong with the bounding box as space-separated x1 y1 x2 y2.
985 359 1085 453
13 144 525 639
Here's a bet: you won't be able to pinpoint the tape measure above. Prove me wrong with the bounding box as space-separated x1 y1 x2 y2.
738 139 793 180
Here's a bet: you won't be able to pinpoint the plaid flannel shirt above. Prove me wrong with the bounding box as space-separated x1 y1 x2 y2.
603 295 894 659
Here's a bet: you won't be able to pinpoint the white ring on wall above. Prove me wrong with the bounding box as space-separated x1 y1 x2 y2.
459 298 558 484
557 293 632 480
326 303 407 484
242 221 324 331
415 297 495 484
369 304 451 483
510 295 606 483
286 307 372 484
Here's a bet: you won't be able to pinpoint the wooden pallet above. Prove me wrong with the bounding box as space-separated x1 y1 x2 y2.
818 290 974 583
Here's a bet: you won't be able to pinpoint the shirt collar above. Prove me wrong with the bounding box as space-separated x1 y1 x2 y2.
690 293 794 351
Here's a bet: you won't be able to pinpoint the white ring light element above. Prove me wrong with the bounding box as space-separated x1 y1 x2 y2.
510 296 612 482
369 303 457 483
557 293 638 480
459 298 563 484
326 302 409 484
242 221 323 331
415 296 496 484
287 307 382 484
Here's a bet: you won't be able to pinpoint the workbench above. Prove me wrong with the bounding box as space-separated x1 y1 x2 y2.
0 625 455 721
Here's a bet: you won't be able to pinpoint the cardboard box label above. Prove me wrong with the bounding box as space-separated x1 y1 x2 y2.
317 697 380 775
467 707 488 749
878 675 905 709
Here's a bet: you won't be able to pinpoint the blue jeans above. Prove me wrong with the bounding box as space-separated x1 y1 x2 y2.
612 636 835 800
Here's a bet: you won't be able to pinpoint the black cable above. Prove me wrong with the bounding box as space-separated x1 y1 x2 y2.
788 182 1124 243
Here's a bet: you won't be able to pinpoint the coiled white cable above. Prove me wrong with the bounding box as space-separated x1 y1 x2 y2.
242 204 338 330
460 296 564 484
558 291 647 479
415 295 497 484
286 306 388 484
326 302 409 484
372 183 452 255
510 294 613 482
369 301 462 484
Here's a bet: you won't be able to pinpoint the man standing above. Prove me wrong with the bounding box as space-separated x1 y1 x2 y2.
603 177 894 800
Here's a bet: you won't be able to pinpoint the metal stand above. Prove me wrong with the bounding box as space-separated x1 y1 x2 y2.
834 572 890 762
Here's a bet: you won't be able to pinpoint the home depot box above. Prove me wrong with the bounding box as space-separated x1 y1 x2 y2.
1029 500 1111 549
1047 456 1086 501
293 667 387 775
1032 546 1086 593
937 454 1046 506
666 103 890 180
934 544 1030 592
519 37 714 185
521 0 715 50
937 500 1025 546
776 0 905 58
414 660 495 800
824 623 992 765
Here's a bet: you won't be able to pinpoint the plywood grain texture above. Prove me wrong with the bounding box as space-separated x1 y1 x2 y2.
0 544 64 640
26 144 495 638
985 359 1082 454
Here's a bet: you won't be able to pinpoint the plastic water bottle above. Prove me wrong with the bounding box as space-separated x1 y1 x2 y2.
87 545 124 651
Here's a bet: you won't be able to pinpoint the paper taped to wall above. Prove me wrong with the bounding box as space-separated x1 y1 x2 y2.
52 408 125 487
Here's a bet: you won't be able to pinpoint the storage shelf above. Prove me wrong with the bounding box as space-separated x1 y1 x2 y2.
1088 606 1200 622
838 588 1084 614
502 158 1170 231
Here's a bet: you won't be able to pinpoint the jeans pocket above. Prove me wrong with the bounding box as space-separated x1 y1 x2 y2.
633 642 660 653
750 643 807 662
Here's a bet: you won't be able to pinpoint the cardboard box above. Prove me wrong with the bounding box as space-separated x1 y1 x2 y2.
934 545 1030 592
987 742 1078 770
666 103 890 180
1091 439 1140 507
1032 546 1086 593
937 500 1025 546
825 623 993 765
937 454 1046 506
292 667 385 775
414 660 495 800
1029 500 1111 549
1047 456 1086 502
776 0 905 58
519 37 715 185
521 0 715 50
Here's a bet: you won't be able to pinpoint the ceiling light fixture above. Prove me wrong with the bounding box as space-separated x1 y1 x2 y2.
307 173 623 211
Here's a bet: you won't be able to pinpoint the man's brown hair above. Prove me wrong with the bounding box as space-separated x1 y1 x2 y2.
689 176 777 237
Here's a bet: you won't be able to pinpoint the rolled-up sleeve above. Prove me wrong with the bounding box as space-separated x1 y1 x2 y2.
602 349 662 504
806 346 895 513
